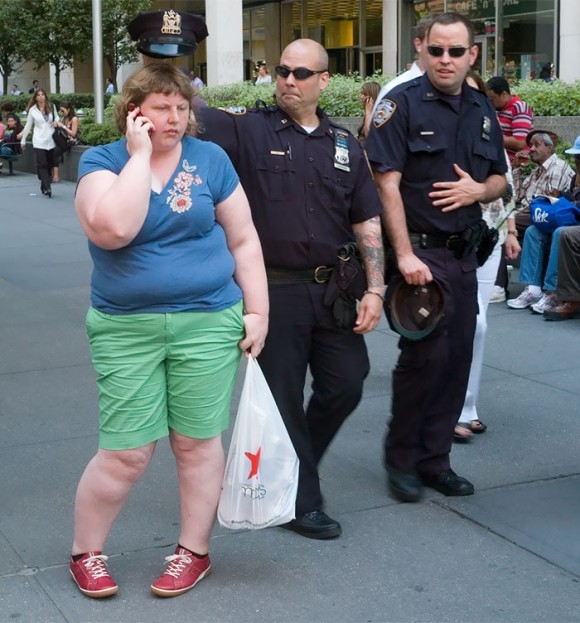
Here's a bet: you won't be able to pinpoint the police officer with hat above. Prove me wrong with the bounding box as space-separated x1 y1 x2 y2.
365 12 507 503
198 39 386 539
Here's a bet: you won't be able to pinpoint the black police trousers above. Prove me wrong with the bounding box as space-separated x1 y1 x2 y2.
384 248 478 476
258 282 370 515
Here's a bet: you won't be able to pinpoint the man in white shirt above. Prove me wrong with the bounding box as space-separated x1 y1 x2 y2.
371 16 433 116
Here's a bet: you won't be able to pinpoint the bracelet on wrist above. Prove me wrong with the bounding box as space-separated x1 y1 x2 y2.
507 229 518 236
363 289 385 300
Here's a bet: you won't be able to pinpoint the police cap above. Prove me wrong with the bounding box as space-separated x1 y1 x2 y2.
388 279 445 341
128 9 208 59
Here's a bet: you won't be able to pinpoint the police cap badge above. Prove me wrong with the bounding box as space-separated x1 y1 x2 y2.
128 9 208 59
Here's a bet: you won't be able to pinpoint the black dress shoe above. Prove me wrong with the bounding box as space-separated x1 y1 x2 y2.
387 467 422 503
282 510 342 539
421 469 474 496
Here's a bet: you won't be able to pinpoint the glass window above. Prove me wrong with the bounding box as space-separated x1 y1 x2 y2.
281 1 302 47
412 0 556 80
303 1 359 49
364 0 383 48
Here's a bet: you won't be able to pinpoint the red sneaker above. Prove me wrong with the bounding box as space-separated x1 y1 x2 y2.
151 547 211 597
70 551 118 598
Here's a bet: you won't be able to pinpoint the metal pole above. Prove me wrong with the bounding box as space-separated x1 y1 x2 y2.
92 0 104 123
495 0 503 77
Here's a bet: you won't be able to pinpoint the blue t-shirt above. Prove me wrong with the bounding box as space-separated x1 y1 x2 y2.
78 136 243 314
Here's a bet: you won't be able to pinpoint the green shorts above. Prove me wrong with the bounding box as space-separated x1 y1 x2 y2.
86 302 244 450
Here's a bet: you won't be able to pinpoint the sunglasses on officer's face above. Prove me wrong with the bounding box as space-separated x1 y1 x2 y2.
427 45 470 58
275 65 328 80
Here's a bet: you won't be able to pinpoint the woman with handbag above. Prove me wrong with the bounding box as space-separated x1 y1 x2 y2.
52 101 80 182
18 89 58 197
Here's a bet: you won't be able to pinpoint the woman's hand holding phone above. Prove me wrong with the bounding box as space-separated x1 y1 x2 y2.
126 103 154 154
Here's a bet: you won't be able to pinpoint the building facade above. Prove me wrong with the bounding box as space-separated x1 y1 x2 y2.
12 0 580 94
171 0 580 86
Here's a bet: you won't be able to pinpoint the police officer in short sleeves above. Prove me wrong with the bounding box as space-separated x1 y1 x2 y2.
365 13 506 502
199 39 385 539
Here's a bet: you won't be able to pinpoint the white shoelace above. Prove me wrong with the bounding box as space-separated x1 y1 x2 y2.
82 554 111 579
162 553 192 579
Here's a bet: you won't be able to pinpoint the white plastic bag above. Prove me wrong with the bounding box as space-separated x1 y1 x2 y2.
218 356 299 530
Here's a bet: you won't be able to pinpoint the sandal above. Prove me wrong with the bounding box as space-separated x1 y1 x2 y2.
453 423 473 443
469 419 487 434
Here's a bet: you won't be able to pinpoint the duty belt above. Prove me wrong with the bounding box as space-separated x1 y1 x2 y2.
266 266 334 284
408 232 463 251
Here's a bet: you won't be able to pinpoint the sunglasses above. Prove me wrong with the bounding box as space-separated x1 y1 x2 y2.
427 45 470 58
275 65 327 80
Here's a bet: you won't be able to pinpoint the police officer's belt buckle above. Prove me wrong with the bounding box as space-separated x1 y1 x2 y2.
314 266 329 283
445 234 460 250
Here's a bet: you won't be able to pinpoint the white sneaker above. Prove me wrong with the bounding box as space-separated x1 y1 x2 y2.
489 285 506 303
530 292 559 314
506 287 543 309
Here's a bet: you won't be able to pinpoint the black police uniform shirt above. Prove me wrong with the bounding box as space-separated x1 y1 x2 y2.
197 105 382 269
365 74 507 236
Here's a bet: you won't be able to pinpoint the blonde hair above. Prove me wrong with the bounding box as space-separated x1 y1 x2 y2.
114 64 198 135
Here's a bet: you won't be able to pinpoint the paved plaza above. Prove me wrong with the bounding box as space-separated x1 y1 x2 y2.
1 172 579 622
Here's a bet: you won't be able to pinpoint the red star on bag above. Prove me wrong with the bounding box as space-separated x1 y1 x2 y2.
244 447 261 479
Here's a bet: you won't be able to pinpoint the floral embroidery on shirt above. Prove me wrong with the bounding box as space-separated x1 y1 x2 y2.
166 159 203 213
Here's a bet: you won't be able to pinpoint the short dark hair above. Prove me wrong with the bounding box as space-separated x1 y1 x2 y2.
426 12 475 46
414 15 435 41
486 76 511 95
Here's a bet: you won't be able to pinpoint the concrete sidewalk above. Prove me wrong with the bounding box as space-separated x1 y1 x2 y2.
1 172 579 623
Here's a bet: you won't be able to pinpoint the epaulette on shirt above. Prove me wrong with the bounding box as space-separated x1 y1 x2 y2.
217 105 248 115
217 102 278 116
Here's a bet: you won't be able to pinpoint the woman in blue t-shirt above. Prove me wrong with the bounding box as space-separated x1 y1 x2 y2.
70 63 268 600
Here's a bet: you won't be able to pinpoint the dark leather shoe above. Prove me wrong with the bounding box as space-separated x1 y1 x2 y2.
421 469 474 496
387 467 422 503
282 510 342 539
544 300 580 321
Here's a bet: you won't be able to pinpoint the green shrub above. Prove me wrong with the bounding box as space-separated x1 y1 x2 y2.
80 120 122 146
201 73 392 118
201 82 277 109
9 75 573 146
0 92 114 118
512 79 580 117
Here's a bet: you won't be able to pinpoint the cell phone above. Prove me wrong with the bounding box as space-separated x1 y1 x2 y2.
127 103 142 118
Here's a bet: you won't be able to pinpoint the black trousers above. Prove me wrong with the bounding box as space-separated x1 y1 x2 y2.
557 225 580 301
257 282 370 515
34 147 56 192
384 248 478 476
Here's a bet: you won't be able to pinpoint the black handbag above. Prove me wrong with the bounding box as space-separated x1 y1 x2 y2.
53 126 72 151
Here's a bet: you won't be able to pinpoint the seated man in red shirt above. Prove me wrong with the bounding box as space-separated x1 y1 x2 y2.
486 76 533 164
486 76 534 302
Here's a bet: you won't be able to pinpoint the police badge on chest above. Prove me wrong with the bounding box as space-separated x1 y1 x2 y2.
481 116 491 141
334 128 351 172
